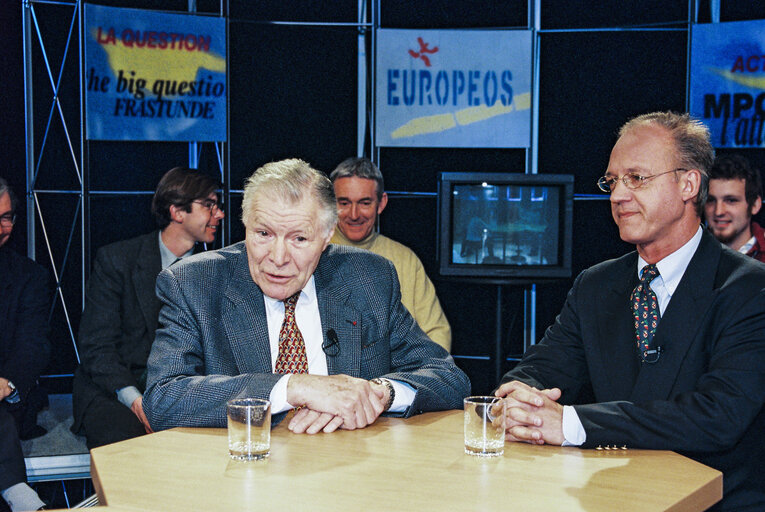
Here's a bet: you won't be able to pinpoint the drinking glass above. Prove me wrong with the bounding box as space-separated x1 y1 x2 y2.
227 398 271 461
463 396 505 457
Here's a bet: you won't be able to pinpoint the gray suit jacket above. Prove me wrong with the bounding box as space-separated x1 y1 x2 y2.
144 243 470 430
72 231 162 431
500 230 765 511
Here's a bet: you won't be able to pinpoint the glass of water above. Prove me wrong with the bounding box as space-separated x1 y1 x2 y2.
227 398 271 461
463 396 505 457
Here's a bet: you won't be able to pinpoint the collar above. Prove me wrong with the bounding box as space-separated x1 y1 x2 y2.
262 275 318 311
739 235 757 255
637 226 703 297
158 230 194 269
332 228 378 250
749 221 765 249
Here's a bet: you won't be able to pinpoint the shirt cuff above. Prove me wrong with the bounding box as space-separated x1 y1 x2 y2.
269 374 293 414
116 386 142 409
561 405 586 446
387 379 416 413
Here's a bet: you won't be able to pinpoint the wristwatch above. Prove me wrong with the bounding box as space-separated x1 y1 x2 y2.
371 378 395 411
5 380 20 404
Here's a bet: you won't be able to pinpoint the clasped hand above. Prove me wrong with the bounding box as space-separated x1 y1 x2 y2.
285 374 388 434
493 380 564 445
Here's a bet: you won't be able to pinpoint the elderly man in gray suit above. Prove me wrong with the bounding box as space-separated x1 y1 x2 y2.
144 159 470 434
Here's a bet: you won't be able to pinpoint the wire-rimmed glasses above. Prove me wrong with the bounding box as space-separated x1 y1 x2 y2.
597 168 688 193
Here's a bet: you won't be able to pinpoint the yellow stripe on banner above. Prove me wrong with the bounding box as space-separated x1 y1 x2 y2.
98 36 226 91
391 113 457 139
455 103 514 126
709 68 765 90
513 92 531 110
389 92 531 139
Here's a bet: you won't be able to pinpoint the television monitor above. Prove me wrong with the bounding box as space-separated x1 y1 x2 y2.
437 172 574 281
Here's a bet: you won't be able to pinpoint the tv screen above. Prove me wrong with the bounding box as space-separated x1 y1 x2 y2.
438 172 574 281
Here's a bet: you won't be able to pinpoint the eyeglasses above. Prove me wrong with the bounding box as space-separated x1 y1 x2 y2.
193 199 222 212
0 213 16 226
597 168 688 193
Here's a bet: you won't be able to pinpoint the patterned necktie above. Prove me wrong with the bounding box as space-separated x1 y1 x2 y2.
631 264 661 362
274 292 309 374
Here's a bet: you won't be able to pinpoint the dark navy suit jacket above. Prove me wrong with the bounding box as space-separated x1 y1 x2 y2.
0 246 50 399
0 246 50 487
501 230 765 511
72 231 162 432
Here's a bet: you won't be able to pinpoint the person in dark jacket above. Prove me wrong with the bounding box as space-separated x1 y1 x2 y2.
0 177 49 512
72 167 224 448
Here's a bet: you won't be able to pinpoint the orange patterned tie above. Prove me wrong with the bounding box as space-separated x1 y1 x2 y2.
274 292 309 374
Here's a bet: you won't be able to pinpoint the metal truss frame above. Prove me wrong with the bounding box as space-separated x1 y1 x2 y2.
22 0 228 376
23 0 83 366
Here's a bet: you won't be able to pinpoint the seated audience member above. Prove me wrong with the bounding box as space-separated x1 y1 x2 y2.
495 112 765 510
329 157 451 351
143 159 470 434
72 167 224 449
0 178 49 512
704 154 765 262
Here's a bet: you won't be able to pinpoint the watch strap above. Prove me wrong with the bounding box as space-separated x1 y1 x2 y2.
371 378 395 411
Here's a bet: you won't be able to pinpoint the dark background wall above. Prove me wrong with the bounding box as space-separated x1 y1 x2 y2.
2 1 764 395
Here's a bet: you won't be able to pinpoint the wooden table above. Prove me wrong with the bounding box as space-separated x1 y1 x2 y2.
91 410 721 511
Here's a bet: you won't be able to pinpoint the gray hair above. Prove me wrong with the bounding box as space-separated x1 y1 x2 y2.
619 111 713 218
241 159 337 236
0 177 18 212
329 157 385 201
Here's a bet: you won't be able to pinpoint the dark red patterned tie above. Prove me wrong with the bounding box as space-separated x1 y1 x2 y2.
631 264 661 362
274 293 309 374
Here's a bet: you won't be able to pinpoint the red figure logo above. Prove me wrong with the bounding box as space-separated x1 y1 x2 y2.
408 37 439 67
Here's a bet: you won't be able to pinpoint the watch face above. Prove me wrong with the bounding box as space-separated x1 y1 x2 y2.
7 381 15 391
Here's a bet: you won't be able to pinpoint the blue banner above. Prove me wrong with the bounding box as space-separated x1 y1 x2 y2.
84 4 226 142
690 19 765 148
375 29 532 148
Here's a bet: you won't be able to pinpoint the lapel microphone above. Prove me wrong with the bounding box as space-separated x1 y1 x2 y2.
642 346 663 364
323 329 340 356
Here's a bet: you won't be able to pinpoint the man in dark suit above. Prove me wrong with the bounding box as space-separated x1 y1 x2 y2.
73 167 224 449
0 178 48 511
144 159 470 434
495 112 765 510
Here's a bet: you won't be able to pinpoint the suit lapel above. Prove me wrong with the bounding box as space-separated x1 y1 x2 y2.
595 254 641 400
314 249 363 377
630 231 720 401
222 247 272 374
133 232 162 337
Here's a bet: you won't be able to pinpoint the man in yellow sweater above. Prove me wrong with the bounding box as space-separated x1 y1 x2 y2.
329 157 451 352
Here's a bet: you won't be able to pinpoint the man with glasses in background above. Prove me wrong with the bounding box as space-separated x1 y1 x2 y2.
0 177 50 511
494 112 765 510
73 167 224 448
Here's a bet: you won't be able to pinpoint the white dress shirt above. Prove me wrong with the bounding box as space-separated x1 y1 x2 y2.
561 226 703 446
265 276 415 414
